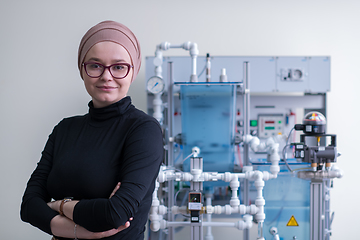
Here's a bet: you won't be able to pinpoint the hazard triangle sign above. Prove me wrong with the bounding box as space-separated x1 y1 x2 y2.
286 215 299 226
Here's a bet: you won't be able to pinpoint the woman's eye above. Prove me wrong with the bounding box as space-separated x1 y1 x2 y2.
113 65 125 71
89 63 101 69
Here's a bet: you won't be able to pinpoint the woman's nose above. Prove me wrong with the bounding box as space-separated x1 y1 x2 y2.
101 68 113 81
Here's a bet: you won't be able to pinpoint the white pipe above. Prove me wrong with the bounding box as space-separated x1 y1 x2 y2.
154 41 199 82
149 180 163 232
204 222 236 227
154 49 163 78
253 171 265 239
165 220 190 227
158 169 261 207
153 156 276 235
171 206 187 215
229 177 240 207
152 94 163 123
204 216 253 230
161 218 253 230
206 204 258 215
205 195 214 240
242 134 281 176
270 227 280 240
159 167 277 184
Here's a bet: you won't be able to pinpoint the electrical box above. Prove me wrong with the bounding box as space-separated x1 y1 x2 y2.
188 192 202 222
258 114 284 138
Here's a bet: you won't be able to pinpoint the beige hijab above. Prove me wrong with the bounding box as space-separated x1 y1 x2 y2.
78 20 141 82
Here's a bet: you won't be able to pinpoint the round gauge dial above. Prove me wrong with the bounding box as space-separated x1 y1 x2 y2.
146 76 165 94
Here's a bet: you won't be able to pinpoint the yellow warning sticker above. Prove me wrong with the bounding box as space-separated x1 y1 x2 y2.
286 215 299 226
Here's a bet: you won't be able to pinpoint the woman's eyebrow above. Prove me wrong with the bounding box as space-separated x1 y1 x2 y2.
113 59 127 63
87 57 101 62
86 58 127 63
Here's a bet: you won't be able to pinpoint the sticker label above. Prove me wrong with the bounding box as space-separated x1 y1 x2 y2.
286 215 299 226
306 125 312 132
188 202 202 210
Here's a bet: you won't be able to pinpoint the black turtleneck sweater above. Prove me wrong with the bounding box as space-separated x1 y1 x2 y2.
20 97 164 240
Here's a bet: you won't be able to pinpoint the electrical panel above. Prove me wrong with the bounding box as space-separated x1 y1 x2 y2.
257 114 284 138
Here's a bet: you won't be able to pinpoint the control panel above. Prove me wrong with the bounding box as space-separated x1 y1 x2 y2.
257 114 284 138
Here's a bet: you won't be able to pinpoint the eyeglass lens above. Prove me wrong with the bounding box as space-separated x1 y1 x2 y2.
85 63 130 78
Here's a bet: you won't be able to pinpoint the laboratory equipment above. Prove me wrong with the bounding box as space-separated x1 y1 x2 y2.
147 76 165 94
293 111 338 171
293 111 341 240
145 42 342 240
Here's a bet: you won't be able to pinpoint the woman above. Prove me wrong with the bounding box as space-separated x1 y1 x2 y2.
20 21 164 240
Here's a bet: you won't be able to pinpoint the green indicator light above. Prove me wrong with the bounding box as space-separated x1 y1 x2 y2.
278 120 282 124
265 126 275 130
250 120 258 127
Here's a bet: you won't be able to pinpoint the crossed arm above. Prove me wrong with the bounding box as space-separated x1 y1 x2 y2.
47 183 131 239
21 118 163 238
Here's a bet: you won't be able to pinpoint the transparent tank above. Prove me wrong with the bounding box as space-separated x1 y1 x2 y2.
180 84 236 173
257 163 311 240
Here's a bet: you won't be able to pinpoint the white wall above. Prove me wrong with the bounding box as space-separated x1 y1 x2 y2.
0 0 358 239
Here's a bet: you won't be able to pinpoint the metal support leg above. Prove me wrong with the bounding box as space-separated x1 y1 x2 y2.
310 180 325 240
167 61 175 240
324 179 331 240
191 222 203 240
243 61 250 240
190 157 203 240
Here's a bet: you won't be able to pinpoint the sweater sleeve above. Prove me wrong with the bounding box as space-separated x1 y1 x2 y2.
73 119 163 232
20 126 59 235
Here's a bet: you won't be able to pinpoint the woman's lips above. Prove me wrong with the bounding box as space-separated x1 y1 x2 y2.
97 86 117 91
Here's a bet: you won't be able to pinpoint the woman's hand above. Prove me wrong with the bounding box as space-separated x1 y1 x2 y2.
50 215 131 239
47 200 61 213
109 182 134 222
92 221 131 239
91 183 133 239
49 182 133 239
109 182 121 198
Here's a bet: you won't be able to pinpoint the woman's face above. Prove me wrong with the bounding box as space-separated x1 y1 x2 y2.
82 41 133 108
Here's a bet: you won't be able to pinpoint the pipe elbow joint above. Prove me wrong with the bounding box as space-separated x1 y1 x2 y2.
150 220 161 232
181 41 191 50
159 42 170 51
189 42 199 56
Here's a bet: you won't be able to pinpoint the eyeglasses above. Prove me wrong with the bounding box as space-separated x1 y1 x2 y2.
82 62 133 79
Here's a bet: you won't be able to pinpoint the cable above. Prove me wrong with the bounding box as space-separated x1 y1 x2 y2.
174 187 189 205
174 144 183 165
282 127 314 173
282 144 293 172
181 152 196 163
282 127 295 172
197 60 207 78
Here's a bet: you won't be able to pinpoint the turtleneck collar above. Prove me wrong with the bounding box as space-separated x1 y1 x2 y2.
88 96 133 122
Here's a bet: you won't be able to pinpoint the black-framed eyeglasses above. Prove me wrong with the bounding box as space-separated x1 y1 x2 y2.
82 62 133 79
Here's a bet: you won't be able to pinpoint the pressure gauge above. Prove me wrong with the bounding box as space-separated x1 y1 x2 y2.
146 76 165 94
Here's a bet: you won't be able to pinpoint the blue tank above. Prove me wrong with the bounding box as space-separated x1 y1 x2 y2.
180 84 236 173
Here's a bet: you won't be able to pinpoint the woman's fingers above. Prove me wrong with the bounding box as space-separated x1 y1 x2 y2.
109 182 121 198
117 221 131 231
